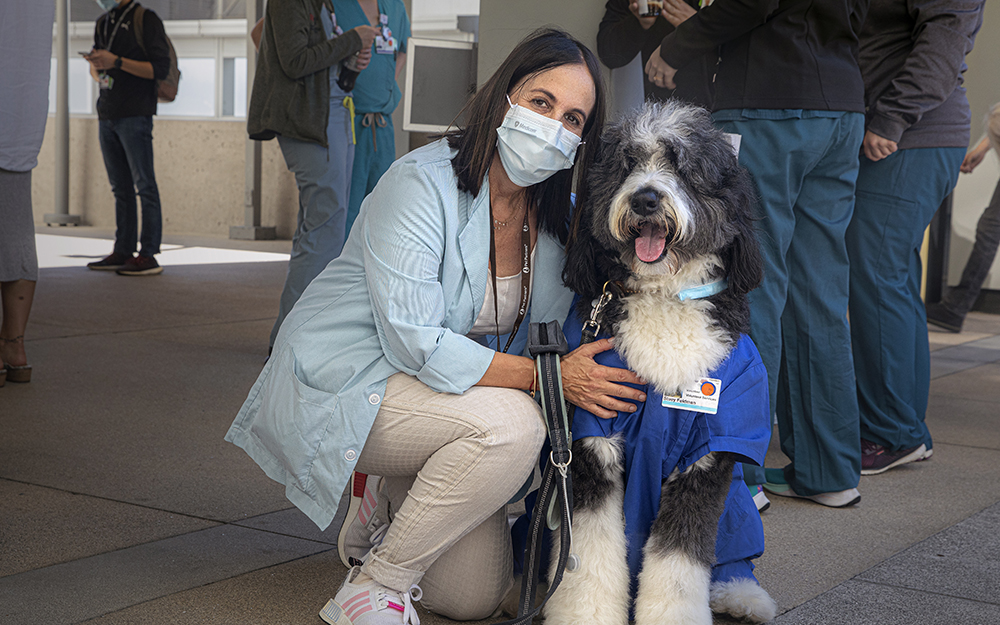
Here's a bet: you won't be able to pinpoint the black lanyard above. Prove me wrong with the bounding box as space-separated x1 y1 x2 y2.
488 208 532 354
102 2 136 52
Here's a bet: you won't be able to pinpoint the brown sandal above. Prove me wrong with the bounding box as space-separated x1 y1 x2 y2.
4 364 30 383
0 336 30 383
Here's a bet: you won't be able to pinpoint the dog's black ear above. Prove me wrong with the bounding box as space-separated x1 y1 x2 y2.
723 174 765 296
563 215 605 302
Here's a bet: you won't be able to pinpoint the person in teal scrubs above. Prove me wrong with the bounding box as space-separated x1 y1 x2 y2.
332 0 411 235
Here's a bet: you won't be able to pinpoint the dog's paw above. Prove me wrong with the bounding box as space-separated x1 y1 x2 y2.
709 578 777 623
635 552 712 625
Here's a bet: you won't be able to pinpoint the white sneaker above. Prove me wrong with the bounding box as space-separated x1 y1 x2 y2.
764 482 860 508
339 472 387 567
320 566 422 625
749 484 770 513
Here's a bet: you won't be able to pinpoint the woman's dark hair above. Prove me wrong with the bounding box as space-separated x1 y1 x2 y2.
446 28 607 244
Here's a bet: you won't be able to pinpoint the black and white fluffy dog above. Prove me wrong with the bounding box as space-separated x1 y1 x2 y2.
548 100 776 625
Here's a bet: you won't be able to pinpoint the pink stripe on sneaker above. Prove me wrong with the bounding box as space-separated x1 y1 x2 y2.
342 593 369 612
359 498 372 525
386 601 405 612
349 605 374 620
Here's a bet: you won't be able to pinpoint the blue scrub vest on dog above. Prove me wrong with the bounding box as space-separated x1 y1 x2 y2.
513 300 772 598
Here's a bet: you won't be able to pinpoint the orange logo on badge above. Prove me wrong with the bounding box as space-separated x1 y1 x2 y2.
700 381 717 396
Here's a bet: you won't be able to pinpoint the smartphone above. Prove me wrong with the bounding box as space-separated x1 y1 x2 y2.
78 51 90 56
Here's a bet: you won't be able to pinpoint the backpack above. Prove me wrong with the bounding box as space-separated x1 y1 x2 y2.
133 5 181 103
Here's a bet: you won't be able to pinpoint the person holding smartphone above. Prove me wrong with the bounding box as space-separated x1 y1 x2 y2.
83 0 171 276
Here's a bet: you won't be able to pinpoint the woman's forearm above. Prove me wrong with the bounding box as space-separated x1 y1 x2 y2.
476 351 536 391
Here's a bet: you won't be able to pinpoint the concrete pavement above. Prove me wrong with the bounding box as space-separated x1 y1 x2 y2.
2 227 999 624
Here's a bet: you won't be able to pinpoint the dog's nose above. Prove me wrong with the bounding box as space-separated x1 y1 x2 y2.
629 189 659 216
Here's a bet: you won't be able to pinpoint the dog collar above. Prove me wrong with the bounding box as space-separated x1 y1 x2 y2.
677 278 728 301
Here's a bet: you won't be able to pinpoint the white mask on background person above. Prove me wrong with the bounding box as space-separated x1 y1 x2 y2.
95 0 120 11
495 95 583 188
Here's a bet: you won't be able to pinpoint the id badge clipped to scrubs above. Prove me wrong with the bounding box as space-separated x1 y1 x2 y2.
374 13 396 55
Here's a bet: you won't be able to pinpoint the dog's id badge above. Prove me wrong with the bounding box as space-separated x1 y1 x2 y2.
662 378 722 414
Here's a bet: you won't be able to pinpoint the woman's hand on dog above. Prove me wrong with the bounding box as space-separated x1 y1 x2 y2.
561 338 647 419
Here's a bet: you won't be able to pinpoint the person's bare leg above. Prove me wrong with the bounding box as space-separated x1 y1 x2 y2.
1 280 36 367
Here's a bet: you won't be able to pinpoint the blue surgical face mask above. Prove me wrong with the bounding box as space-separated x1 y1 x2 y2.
495 95 583 188
95 0 119 12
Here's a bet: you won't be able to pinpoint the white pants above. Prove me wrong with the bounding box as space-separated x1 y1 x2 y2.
355 373 545 620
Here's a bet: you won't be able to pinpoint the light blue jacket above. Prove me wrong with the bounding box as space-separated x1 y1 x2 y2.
225 139 575 529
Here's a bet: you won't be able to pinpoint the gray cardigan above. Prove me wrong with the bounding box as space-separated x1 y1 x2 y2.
247 0 362 146
859 0 984 150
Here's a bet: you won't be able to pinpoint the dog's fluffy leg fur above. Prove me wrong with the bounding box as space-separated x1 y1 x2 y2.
710 578 777 623
543 436 631 625
635 452 736 625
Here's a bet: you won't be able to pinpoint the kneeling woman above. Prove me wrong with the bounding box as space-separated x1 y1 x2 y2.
226 29 646 623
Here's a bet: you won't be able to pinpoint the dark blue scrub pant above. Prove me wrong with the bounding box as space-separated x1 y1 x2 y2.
846 147 964 453
716 112 864 496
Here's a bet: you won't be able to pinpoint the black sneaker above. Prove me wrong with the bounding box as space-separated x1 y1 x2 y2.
87 252 132 271
116 254 163 276
926 302 963 333
861 439 927 475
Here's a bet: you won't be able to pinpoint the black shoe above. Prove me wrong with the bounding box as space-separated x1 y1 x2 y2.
116 254 163 276
926 302 963 333
87 252 132 271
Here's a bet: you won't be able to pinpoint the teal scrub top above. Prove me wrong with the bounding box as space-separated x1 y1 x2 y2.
331 0 410 114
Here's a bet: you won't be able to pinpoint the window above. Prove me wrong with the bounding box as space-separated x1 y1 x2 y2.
222 57 247 117
157 58 216 117
48 57 95 115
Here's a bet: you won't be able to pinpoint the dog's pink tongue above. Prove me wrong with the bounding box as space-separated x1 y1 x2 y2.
635 222 666 263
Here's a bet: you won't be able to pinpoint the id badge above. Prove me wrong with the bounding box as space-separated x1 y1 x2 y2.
98 72 114 91
662 378 722 414
375 35 396 54
375 14 394 54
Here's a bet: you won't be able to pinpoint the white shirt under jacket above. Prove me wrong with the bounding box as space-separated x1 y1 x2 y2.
225 139 575 529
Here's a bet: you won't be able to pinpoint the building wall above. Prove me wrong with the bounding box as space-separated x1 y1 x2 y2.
477 1 606 93
34 0 421 240
32 117 300 239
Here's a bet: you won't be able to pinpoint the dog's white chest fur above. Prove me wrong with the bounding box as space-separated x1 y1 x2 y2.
612 258 732 396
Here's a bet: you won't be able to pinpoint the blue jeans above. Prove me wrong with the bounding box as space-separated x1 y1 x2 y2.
715 111 864 496
847 147 964 452
98 116 162 257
